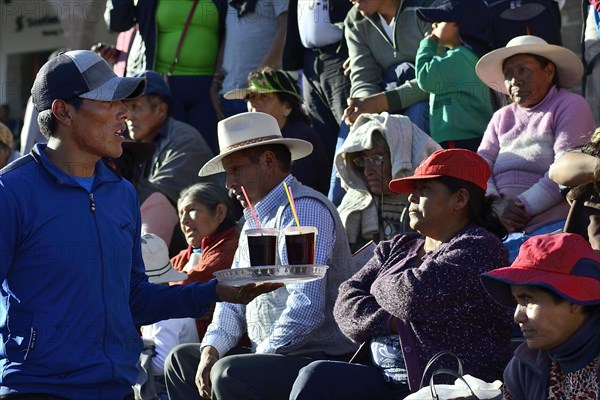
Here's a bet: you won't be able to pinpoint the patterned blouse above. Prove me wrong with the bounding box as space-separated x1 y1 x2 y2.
547 354 600 399
503 353 600 400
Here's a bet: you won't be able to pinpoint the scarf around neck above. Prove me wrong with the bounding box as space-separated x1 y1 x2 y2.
548 310 600 373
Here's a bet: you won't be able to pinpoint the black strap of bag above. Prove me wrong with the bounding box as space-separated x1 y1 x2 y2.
418 350 464 390
428 369 479 400
415 351 503 400
166 0 200 78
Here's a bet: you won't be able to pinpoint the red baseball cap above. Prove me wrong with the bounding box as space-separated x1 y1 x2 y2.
481 233 600 307
389 149 491 193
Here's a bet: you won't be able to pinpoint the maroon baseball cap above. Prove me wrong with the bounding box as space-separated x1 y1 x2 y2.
481 233 600 307
389 148 491 193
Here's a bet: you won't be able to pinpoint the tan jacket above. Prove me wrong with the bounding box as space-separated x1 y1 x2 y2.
336 112 440 245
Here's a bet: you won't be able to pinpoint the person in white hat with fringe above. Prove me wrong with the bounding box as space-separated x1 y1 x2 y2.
135 233 200 400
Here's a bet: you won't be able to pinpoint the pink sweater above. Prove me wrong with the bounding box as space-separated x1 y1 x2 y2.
478 87 595 232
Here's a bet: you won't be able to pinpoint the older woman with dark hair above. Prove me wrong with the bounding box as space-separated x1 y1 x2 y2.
170 182 239 286
289 149 513 400
225 67 331 195
475 35 596 261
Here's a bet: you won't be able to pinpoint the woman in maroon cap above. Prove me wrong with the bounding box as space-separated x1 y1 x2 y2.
289 148 513 400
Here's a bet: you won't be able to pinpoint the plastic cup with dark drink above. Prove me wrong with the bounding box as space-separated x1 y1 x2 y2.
246 228 279 266
284 226 318 265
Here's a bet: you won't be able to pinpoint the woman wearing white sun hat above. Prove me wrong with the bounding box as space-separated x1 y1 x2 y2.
136 233 201 400
475 35 596 261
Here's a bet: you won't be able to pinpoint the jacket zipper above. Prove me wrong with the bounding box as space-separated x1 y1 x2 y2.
89 193 96 213
90 189 117 383
367 5 400 57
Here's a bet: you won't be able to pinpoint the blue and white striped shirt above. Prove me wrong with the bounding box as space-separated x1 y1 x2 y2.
202 175 337 356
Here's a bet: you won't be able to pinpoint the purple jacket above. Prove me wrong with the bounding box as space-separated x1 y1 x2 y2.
334 224 512 389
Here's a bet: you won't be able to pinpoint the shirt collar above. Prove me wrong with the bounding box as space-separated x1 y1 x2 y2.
243 174 294 229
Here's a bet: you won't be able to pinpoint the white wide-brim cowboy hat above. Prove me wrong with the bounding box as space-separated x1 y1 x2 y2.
476 35 583 95
198 112 313 176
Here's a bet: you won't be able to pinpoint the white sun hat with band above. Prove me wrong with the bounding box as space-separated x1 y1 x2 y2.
141 233 187 284
198 112 313 176
475 35 583 95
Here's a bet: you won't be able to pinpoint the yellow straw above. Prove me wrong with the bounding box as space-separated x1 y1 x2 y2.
283 182 300 227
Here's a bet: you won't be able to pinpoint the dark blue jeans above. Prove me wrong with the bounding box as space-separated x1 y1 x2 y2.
168 75 219 155
302 43 351 163
221 97 247 119
165 344 345 400
327 120 350 206
290 360 410 400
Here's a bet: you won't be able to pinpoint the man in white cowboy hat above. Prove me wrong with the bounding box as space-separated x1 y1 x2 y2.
475 35 596 261
0 51 280 399
165 111 357 399
480 233 600 400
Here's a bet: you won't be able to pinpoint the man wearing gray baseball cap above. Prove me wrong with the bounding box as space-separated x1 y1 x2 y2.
0 50 280 399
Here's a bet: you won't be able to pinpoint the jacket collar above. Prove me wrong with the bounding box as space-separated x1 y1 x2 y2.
156 116 172 141
201 225 239 252
32 143 121 189
548 310 600 373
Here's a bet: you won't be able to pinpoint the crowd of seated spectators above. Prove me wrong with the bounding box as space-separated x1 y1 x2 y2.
3 0 599 399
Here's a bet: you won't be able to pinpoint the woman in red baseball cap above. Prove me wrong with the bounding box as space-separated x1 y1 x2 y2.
289 148 512 400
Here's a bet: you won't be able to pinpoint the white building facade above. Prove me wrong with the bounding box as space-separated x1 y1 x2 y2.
0 0 116 121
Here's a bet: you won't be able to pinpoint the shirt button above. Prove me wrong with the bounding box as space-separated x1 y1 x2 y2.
404 346 412 353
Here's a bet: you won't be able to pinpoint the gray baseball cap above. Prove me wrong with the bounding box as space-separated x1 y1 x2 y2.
31 50 146 112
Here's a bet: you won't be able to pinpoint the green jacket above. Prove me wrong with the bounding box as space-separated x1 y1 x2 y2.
415 39 493 144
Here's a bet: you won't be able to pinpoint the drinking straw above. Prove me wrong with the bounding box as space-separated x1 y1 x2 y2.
240 185 261 228
283 182 301 227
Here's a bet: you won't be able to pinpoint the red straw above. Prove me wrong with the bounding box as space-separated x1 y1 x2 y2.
240 186 261 228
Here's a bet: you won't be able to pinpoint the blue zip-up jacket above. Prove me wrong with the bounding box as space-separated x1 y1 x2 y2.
0 144 218 399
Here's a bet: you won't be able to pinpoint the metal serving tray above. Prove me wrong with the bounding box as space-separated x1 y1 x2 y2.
213 265 329 286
